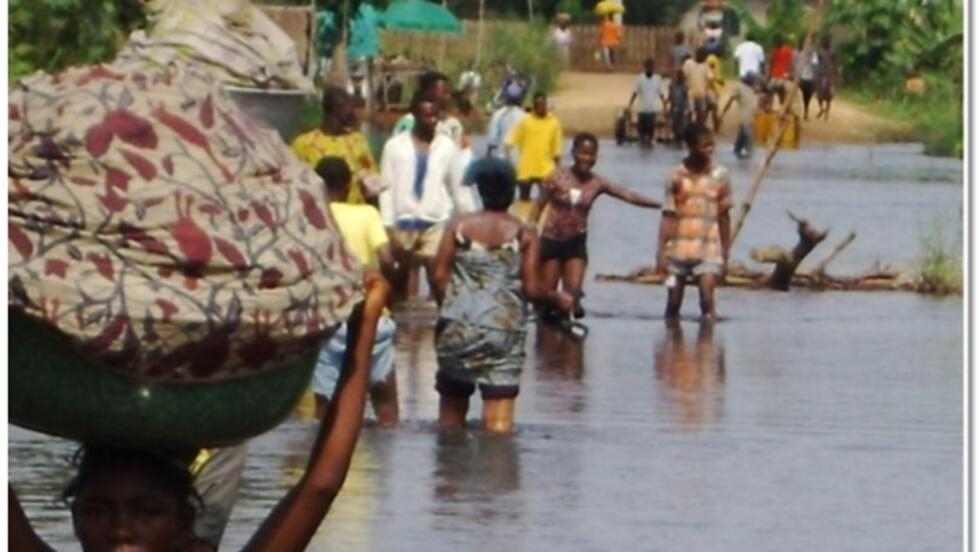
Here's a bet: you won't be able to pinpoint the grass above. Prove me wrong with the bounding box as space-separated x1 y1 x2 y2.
840 72 963 158
914 216 962 295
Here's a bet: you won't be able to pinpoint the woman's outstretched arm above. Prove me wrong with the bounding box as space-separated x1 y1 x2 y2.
243 274 390 551
602 181 662 209
8 486 56 552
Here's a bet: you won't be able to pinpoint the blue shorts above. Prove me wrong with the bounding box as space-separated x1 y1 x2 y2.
312 316 396 399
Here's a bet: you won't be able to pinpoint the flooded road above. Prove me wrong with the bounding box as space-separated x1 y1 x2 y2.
9 141 963 551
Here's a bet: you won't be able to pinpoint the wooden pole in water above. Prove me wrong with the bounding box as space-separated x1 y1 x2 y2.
729 0 828 246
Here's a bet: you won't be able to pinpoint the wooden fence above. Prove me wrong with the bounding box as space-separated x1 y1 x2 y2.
256 6 683 76
380 22 681 74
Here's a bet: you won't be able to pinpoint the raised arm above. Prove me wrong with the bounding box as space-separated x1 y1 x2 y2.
243 274 390 552
601 180 662 209
8 486 57 552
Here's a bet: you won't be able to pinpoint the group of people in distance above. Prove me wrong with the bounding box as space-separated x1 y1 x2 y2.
9 63 736 551
625 30 838 158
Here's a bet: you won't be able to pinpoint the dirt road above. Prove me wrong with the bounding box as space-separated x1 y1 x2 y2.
551 71 907 144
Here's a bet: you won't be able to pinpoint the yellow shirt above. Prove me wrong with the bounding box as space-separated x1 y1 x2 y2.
291 129 377 204
705 54 725 97
328 203 388 268
505 113 563 181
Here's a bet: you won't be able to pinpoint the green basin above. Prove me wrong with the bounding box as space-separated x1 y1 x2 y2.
8 310 319 452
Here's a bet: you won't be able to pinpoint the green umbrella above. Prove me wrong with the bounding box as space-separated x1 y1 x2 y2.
382 0 462 34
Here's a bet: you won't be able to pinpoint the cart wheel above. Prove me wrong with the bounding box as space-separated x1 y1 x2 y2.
614 116 626 145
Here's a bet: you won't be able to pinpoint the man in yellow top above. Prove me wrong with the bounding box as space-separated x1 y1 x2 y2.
505 91 563 204
292 87 379 205
311 155 399 426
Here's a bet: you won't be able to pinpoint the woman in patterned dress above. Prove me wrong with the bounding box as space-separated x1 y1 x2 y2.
431 158 574 434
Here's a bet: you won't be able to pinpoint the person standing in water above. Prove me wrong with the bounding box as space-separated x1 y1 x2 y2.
504 91 563 207
379 93 475 301
312 156 400 427
431 158 574 433
656 124 732 320
529 132 661 322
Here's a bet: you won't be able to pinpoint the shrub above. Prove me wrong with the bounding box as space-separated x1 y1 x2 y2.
915 216 962 295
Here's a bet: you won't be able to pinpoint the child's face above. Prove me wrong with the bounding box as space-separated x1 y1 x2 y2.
572 140 598 173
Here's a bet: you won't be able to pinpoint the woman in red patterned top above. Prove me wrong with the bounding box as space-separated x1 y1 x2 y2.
529 133 661 321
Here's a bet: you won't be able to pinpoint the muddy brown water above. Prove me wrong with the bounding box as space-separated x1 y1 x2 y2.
9 141 963 551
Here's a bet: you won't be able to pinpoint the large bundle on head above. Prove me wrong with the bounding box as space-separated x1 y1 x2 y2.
8 0 359 450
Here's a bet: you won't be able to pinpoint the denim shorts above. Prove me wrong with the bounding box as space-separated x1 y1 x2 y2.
668 258 723 278
312 316 396 399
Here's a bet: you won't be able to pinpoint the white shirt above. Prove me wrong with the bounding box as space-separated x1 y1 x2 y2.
733 40 766 77
379 132 475 227
553 27 572 48
794 51 818 80
634 72 665 113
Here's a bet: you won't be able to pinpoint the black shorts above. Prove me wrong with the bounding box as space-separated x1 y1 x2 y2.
435 373 520 400
540 233 588 262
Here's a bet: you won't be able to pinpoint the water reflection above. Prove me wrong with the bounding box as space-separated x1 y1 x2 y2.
431 430 522 524
653 320 726 428
532 325 586 414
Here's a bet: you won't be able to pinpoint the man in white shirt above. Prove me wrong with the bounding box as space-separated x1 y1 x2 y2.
486 84 527 164
627 58 667 147
733 33 766 78
380 93 475 296
391 72 464 148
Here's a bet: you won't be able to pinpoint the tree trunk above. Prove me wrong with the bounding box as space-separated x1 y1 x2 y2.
324 0 350 88
764 212 829 291
475 0 485 67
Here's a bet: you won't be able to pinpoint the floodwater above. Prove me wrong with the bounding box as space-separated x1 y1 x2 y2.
9 141 964 551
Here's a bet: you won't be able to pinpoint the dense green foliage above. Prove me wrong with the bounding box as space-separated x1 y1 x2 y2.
8 0 144 80
823 0 963 157
729 0 807 46
823 0 962 83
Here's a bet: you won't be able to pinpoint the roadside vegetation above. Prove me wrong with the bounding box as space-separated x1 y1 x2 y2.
914 216 962 296
728 0 963 158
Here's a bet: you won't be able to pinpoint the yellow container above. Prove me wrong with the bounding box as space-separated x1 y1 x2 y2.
754 112 799 149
